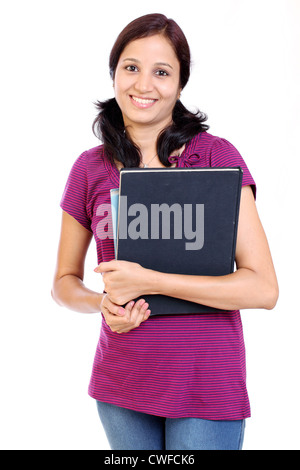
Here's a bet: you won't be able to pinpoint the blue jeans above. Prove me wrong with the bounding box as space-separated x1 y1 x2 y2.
96 401 246 450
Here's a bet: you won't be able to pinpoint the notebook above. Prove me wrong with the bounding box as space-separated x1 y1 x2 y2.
111 167 243 316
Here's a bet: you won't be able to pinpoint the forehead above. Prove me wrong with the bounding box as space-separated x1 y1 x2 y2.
120 34 179 66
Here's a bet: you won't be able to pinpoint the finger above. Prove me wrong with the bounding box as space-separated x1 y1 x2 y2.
143 309 151 321
130 299 148 323
113 306 151 334
94 260 118 273
125 300 135 311
102 295 126 316
111 300 144 333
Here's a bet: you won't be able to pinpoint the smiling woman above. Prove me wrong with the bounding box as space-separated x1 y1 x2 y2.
52 13 278 451
113 35 181 134
92 14 209 169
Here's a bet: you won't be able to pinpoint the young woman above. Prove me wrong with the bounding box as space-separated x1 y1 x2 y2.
52 14 278 450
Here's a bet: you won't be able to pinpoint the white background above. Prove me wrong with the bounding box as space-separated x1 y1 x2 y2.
1 0 299 450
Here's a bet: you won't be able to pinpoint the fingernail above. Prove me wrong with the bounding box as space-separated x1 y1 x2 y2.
118 307 126 315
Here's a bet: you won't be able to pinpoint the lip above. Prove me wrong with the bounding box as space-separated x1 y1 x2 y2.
129 95 158 109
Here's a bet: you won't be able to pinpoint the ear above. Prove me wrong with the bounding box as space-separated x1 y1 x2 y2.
178 88 182 100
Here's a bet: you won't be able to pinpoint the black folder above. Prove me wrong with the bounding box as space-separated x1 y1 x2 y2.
116 167 243 316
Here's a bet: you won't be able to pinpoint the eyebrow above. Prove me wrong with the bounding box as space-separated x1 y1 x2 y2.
122 58 173 70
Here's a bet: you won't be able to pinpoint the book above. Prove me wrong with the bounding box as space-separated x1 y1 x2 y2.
112 167 243 316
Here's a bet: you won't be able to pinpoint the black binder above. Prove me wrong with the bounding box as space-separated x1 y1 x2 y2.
116 167 243 316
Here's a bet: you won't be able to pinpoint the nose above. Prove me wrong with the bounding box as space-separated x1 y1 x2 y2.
134 71 154 94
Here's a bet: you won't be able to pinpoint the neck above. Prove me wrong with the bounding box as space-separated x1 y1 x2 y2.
124 119 172 161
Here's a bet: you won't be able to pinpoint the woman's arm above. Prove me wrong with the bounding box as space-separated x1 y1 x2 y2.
52 211 151 332
51 211 103 313
98 186 279 310
147 186 279 310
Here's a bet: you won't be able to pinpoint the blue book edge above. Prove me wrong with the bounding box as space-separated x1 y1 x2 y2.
110 188 119 258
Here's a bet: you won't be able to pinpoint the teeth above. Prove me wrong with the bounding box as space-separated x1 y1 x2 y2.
132 96 156 104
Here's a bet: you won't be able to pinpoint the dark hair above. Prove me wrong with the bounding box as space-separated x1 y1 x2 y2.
109 13 191 90
93 13 209 167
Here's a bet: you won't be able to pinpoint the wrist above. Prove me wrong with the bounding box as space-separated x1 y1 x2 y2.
96 292 105 311
145 268 163 296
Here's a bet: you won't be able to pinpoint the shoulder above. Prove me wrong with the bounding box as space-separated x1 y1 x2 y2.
199 131 254 178
83 144 106 166
70 144 110 175
68 144 103 169
188 131 240 153
183 131 243 166
64 143 112 194
183 132 256 195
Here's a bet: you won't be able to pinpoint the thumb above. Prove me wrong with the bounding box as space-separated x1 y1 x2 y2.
94 260 117 273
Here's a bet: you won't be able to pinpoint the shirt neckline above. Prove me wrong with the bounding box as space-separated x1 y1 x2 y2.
104 134 199 187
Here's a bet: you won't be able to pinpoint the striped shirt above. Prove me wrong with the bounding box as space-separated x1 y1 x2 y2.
60 131 256 420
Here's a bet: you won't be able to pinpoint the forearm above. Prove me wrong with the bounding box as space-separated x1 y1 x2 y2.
98 187 279 311
52 274 104 313
147 267 278 311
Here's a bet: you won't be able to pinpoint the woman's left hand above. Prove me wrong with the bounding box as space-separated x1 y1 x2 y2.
94 260 150 305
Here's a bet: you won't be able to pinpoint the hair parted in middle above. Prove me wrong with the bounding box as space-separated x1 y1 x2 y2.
93 13 209 167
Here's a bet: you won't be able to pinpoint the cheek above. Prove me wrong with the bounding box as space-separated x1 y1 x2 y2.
114 69 132 95
114 81 126 98
158 78 180 99
160 85 180 105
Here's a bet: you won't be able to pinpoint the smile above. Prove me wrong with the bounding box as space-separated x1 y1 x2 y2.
130 95 158 108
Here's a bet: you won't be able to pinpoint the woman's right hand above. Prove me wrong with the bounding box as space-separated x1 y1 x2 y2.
100 294 151 334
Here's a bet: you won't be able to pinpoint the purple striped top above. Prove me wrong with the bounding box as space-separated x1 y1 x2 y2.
60 131 256 420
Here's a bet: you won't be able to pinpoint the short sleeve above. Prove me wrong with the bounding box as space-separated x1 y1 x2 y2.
60 151 92 232
210 137 256 199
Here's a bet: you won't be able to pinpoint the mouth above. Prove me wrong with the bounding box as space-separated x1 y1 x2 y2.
129 95 158 109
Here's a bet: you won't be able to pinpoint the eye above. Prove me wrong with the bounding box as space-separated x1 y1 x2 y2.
125 65 138 72
155 69 169 77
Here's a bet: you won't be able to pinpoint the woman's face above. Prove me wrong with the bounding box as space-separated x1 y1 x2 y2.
113 34 181 130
